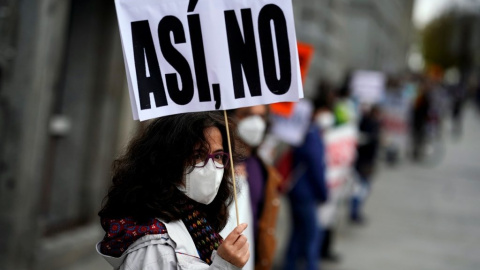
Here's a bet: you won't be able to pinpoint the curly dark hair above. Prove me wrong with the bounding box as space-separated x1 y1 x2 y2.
98 111 240 232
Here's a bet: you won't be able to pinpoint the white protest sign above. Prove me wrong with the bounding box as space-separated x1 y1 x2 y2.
318 124 357 227
115 0 303 121
324 124 357 188
350 70 386 105
269 99 312 146
382 91 409 155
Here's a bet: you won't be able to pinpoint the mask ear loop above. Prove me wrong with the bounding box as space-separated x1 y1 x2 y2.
223 110 240 226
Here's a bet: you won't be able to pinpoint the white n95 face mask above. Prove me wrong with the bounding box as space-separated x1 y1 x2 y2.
178 159 224 205
237 115 267 147
315 112 335 130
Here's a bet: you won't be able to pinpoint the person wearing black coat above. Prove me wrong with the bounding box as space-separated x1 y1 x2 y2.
350 105 381 224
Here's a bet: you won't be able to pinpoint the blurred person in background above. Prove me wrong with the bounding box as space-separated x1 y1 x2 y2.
313 82 343 263
97 112 250 269
410 79 432 161
444 68 465 138
333 74 357 126
283 95 329 270
449 82 467 138
350 105 382 224
382 76 407 165
475 75 480 114
231 105 282 270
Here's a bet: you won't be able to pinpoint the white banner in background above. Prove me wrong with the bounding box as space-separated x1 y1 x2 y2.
350 70 386 105
115 0 303 121
318 124 358 227
269 99 313 146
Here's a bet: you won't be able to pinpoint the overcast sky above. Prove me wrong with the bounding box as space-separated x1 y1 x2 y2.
413 0 480 28
413 0 452 28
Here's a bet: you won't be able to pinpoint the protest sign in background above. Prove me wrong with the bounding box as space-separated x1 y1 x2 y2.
269 99 313 146
318 124 358 227
350 70 386 105
115 0 303 121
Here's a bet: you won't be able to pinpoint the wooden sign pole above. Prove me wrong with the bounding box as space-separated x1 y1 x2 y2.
223 110 240 226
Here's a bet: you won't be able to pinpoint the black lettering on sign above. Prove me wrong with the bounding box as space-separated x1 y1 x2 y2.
212 84 221 110
158 16 194 105
225 9 261 99
258 4 291 95
187 0 199 12
131 20 168 110
188 14 211 102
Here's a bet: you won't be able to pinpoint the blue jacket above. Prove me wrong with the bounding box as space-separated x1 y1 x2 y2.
288 124 328 203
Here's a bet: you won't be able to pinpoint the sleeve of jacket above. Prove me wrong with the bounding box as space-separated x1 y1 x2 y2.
120 243 241 270
303 126 328 203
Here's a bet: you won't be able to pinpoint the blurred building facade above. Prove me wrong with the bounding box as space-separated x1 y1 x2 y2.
294 0 414 97
0 1 136 269
345 0 414 73
0 0 414 269
293 0 348 96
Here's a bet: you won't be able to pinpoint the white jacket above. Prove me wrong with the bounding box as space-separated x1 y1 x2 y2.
220 176 254 270
97 219 242 270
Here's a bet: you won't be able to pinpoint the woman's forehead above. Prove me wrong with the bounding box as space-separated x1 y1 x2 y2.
204 127 223 148
193 127 223 152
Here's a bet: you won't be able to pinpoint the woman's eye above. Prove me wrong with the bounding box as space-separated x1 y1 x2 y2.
214 154 223 163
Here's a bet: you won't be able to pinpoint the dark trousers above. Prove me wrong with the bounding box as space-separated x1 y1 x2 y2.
350 174 371 221
284 200 323 270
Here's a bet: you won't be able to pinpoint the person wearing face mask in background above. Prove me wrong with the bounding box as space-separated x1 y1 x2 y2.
314 83 336 132
314 83 343 264
97 112 250 270
349 104 382 224
283 87 330 270
230 105 282 270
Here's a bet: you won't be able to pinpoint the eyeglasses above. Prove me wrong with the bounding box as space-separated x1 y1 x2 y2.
193 152 230 169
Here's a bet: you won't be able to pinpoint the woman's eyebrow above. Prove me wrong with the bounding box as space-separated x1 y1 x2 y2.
212 148 224 153
193 149 205 155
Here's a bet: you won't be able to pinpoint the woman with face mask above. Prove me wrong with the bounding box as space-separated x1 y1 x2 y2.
232 105 282 270
97 112 250 270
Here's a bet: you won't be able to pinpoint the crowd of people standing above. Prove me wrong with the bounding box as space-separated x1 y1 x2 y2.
95 70 478 270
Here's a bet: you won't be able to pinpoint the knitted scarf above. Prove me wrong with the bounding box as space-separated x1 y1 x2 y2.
180 202 224 265
99 217 167 257
99 203 223 265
